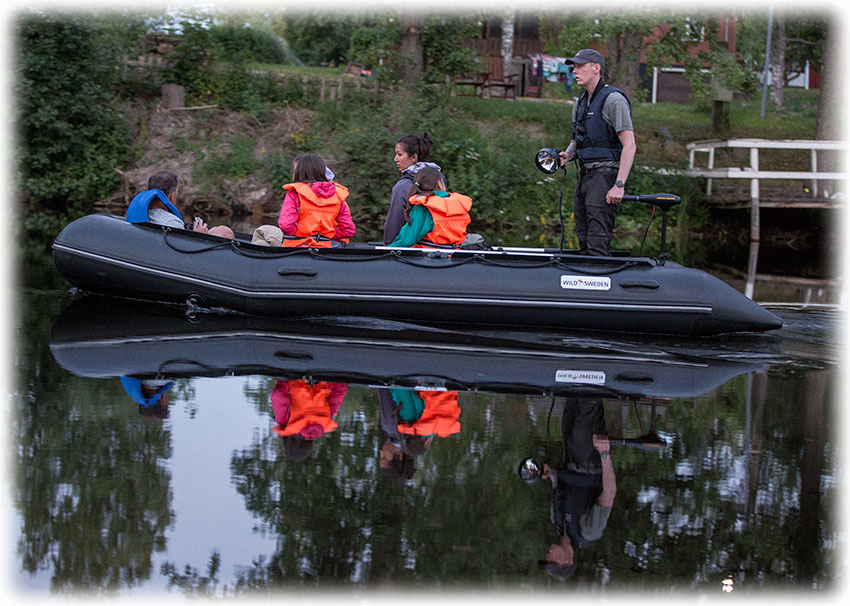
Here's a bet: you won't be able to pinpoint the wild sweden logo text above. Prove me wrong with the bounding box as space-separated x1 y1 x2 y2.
560 275 611 291
555 370 606 385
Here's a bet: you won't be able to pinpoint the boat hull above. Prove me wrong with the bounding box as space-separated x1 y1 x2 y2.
52 214 783 336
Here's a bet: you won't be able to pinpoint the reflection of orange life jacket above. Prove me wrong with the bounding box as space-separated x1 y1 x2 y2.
398 391 461 437
281 182 350 248
273 380 340 437
409 192 472 248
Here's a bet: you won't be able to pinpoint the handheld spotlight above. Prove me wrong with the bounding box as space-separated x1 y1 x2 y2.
534 148 563 174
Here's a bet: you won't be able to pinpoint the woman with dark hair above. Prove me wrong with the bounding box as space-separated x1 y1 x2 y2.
383 132 446 245
276 153 356 248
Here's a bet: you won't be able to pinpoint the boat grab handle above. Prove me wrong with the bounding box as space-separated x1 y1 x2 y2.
274 351 314 360
619 280 660 290
614 373 654 383
278 268 318 279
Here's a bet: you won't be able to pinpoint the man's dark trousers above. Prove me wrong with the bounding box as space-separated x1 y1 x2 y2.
574 167 619 256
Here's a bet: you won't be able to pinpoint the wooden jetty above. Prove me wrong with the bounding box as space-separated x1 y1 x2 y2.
685 138 846 299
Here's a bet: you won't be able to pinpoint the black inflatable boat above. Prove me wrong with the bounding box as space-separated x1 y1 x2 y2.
49 296 770 399
51 209 782 336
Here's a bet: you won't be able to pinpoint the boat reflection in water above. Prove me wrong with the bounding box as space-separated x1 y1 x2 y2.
50 293 772 476
50 295 773 402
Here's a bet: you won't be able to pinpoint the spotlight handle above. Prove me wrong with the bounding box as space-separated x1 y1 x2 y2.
621 193 682 264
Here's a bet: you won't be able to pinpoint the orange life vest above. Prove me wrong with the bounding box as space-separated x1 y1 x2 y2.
273 380 339 437
398 391 461 437
408 192 472 248
281 182 350 248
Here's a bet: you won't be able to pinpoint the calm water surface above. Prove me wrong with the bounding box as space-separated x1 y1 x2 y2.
10 251 842 599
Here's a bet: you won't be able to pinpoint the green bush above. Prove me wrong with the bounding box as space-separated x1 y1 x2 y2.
284 12 361 66
208 24 286 64
161 22 212 90
16 15 136 218
348 19 401 82
197 134 260 183
262 150 296 190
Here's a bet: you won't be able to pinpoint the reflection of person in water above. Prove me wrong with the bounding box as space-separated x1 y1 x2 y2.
120 377 173 419
377 389 413 482
271 379 347 460
524 398 616 580
393 387 461 438
376 387 461 482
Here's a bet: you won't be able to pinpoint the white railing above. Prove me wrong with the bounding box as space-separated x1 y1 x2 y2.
685 138 847 300
686 138 847 201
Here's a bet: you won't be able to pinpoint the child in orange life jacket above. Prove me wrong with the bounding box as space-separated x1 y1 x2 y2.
388 166 472 248
278 154 356 248
270 379 348 459
390 387 461 438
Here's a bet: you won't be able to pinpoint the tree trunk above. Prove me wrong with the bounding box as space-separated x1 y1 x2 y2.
161 84 185 110
501 9 515 65
398 11 424 88
796 370 829 582
711 100 731 137
768 9 786 107
815 18 840 141
605 31 642 99
815 16 841 183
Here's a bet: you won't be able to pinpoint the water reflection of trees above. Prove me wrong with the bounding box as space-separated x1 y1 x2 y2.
226 373 835 591
600 370 835 591
229 387 542 588
14 293 175 594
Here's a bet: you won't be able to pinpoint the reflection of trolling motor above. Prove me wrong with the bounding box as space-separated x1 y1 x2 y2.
518 397 665 483
517 434 663 484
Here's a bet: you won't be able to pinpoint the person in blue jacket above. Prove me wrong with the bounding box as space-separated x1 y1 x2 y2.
126 170 234 238
120 377 173 419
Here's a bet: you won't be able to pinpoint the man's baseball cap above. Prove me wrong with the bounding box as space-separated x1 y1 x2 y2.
565 49 605 68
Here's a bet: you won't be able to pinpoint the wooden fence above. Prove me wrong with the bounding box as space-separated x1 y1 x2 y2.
259 72 393 104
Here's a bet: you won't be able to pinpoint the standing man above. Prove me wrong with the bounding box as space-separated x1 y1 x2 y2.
541 398 616 580
559 49 636 256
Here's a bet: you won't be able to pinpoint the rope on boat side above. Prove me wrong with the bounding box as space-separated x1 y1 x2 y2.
472 255 639 275
162 228 642 276
162 227 235 254
550 258 638 275
156 358 220 377
308 249 400 262
229 242 313 259
389 251 482 268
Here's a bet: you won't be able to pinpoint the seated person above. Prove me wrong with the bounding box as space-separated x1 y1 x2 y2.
389 166 472 248
125 170 234 239
251 156 354 248
279 154 355 248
